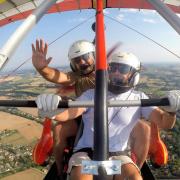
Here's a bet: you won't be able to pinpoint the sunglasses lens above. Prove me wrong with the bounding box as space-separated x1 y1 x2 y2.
110 66 118 72
72 57 81 63
81 53 89 61
109 64 131 74
120 65 131 74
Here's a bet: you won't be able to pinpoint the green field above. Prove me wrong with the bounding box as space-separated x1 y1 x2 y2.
0 64 180 179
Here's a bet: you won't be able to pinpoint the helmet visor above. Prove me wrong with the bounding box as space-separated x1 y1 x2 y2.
71 52 94 64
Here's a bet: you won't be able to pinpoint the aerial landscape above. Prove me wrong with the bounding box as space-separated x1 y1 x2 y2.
0 64 179 179
0 0 179 180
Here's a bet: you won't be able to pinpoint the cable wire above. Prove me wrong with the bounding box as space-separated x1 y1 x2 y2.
3 13 180 80
105 14 180 59
2 15 95 80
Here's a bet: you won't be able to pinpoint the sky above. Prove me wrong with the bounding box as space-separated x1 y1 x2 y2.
0 8 180 73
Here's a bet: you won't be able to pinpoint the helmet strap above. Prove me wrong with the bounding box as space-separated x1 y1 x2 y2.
128 69 140 87
70 62 77 72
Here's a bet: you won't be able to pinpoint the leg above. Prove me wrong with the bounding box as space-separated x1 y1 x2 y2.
130 120 151 168
68 152 93 180
70 166 92 180
115 163 142 180
53 119 78 175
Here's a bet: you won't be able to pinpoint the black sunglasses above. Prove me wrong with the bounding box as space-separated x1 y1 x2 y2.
109 64 132 74
72 52 94 63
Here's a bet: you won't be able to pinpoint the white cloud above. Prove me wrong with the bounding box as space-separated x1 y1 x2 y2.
140 10 165 23
143 18 156 24
67 17 86 23
116 8 157 15
120 8 139 13
140 9 157 15
116 14 125 21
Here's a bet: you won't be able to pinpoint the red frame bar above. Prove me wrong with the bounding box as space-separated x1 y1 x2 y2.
95 0 107 70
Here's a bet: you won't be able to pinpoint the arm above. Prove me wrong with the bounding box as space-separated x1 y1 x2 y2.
54 107 86 122
32 39 74 85
37 66 74 85
149 108 176 129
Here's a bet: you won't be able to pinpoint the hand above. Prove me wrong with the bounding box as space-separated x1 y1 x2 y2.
32 39 52 70
36 94 62 119
163 90 180 112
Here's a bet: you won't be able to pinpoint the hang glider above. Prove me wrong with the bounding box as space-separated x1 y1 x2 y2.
0 0 180 27
0 0 179 179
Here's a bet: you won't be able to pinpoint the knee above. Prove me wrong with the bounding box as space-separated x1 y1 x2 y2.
142 122 150 141
135 121 150 141
118 171 142 180
128 174 142 180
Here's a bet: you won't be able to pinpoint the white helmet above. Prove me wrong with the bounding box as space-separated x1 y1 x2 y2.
68 40 95 74
109 52 140 71
68 40 95 60
108 52 141 94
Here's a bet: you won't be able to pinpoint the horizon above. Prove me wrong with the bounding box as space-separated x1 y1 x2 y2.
1 61 180 76
0 9 180 74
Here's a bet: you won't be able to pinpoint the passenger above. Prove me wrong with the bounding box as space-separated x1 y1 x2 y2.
32 39 95 176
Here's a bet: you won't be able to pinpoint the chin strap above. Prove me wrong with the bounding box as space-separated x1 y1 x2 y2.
70 62 77 72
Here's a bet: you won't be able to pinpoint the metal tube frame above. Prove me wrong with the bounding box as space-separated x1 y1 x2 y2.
0 0 62 70
0 98 170 108
147 0 180 35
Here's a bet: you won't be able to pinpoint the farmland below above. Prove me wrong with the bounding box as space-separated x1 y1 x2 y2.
0 64 179 179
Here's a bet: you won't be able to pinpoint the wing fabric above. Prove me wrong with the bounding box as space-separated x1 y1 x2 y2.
0 0 180 27
0 0 92 27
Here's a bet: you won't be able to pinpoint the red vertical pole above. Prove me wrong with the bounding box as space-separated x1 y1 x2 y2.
94 0 108 179
96 0 107 70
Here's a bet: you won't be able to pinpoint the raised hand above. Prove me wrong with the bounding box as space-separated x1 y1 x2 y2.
32 39 52 70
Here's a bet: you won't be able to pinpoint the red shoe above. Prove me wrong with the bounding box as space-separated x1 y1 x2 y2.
32 118 54 165
148 121 168 168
